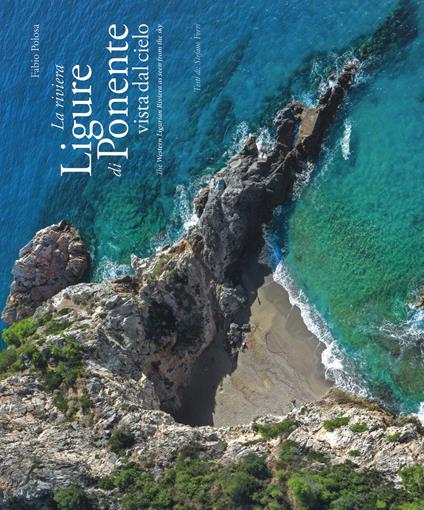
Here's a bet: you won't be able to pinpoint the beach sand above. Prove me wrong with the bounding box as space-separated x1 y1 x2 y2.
175 261 332 427
213 269 332 427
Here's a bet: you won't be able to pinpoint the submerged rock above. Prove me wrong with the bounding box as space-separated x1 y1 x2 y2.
2 221 89 324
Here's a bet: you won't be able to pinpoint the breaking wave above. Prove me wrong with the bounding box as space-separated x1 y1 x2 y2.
417 402 424 425
226 121 250 157
378 307 424 352
271 258 369 397
153 178 211 253
340 119 352 160
94 256 131 282
292 161 315 199
257 126 276 153
173 184 199 232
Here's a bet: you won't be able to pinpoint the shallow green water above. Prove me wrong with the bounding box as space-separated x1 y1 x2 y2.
282 12 424 414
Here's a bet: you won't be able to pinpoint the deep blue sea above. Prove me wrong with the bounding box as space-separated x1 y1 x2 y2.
1 0 423 418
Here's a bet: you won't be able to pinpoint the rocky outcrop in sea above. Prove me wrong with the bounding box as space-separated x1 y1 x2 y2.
2 221 89 324
0 4 422 507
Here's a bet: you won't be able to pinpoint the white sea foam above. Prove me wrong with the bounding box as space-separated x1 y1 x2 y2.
271 258 368 397
226 121 249 157
353 58 371 87
257 126 276 153
272 261 340 374
299 92 315 108
292 161 315 199
316 53 361 97
174 184 198 231
377 296 424 351
417 402 424 425
226 122 276 162
151 182 200 253
340 119 352 160
94 256 131 281
291 143 336 199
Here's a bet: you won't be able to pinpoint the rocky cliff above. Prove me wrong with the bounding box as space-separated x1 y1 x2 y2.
0 4 422 507
2 221 89 325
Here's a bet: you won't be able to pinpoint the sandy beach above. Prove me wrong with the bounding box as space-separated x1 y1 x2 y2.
175 261 332 427
213 269 332 426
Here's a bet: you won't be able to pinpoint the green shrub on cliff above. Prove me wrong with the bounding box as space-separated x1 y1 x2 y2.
57 307 73 316
54 484 92 510
1 314 86 416
0 342 41 380
348 449 361 458
2 318 38 347
31 336 84 394
254 419 297 440
225 471 262 505
79 392 93 415
238 452 270 479
53 391 69 414
323 416 350 432
108 427 136 455
151 253 172 279
286 461 410 510
2 313 54 348
97 452 270 510
279 440 304 466
43 319 72 336
93 442 423 510
2 310 74 349
288 474 319 509
400 465 424 501
0 348 17 373
350 422 368 433
387 432 402 442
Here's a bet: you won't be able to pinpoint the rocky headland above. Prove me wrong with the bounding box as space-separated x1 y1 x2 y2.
0 4 423 508
2 221 89 325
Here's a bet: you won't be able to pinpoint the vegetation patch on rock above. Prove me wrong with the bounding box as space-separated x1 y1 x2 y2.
323 416 350 432
108 427 136 456
254 419 298 440
75 442 424 510
350 422 369 433
1 314 89 418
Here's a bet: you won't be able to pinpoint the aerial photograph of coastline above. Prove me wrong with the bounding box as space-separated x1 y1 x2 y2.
0 0 423 508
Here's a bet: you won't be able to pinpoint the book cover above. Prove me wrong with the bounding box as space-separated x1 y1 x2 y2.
0 0 423 508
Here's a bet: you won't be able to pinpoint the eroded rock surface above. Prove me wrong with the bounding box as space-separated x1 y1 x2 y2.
0 63 363 507
2 221 89 324
0 375 422 509
1 56 421 509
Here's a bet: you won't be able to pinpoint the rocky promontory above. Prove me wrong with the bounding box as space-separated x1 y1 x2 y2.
0 4 422 507
2 221 89 324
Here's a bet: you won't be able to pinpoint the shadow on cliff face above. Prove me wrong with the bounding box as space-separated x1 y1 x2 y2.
174 258 269 426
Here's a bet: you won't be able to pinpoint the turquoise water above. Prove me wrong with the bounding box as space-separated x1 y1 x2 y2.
2 0 422 416
0 0 396 298
277 3 424 416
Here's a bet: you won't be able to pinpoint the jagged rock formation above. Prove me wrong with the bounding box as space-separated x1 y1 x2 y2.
0 377 422 509
1 62 358 415
51 244 218 413
189 64 357 284
0 62 366 507
2 221 89 324
0 5 421 503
